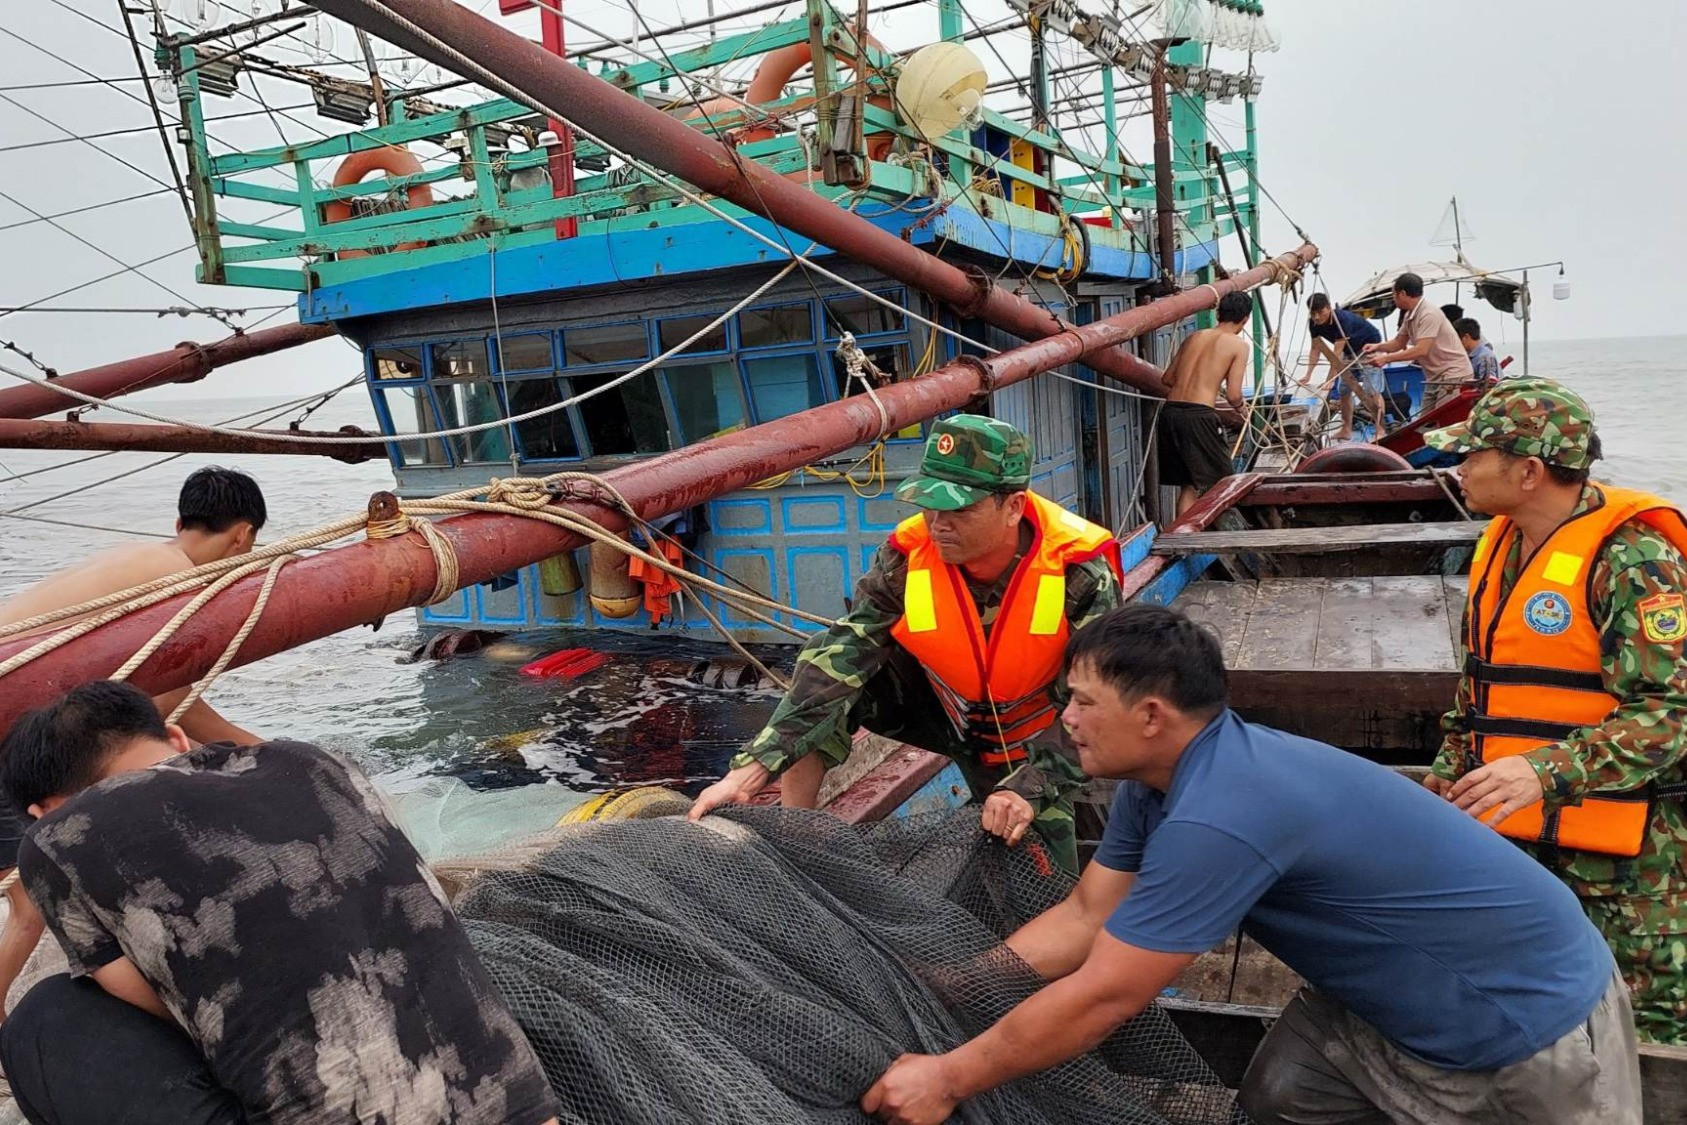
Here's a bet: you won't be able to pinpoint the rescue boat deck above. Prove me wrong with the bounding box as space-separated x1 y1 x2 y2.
1170 575 1470 764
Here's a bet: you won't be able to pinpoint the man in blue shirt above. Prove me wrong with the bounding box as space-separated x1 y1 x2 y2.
862 604 1641 1125
1458 316 1503 383
1304 292 1386 440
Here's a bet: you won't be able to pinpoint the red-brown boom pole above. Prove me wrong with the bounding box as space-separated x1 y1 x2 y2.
0 323 333 420
303 0 1171 393
0 418 384 462
0 244 1315 736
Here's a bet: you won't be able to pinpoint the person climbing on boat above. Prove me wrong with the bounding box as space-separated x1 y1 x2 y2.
0 681 561 1125
688 415 1122 874
1422 377 1687 1046
0 465 267 748
0 466 268 1023
1158 291 1252 518
861 604 1641 1125
1361 271 1473 410
1302 292 1385 441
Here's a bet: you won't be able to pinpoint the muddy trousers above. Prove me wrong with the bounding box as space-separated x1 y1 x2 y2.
1237 976 1641 1125
0 975 243 1125
841 647 1080 875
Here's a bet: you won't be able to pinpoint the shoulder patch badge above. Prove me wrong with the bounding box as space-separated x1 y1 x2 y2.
1522 590 1574 636
1639 592 1687 645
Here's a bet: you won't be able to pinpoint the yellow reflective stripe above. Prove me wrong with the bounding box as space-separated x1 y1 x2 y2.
904 569 937 633
1028 574 1066 635
1542 551 1584 586
1473 529 1493 564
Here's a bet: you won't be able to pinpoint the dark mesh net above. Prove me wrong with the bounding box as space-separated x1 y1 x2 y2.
457 807 1246 1124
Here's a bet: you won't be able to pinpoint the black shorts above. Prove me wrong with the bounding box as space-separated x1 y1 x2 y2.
1157 402 1234 491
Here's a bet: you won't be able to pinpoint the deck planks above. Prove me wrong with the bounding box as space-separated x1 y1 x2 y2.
1153 520 1482 556
1173 576 1464 674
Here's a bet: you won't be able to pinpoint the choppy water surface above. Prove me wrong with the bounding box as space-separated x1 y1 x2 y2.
0 334 1680 796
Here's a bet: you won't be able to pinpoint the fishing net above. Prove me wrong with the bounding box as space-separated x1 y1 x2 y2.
455 805 1245 1124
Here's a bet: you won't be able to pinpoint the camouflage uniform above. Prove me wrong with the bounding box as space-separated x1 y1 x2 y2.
731 416 1121 874
1428 381 1687 1045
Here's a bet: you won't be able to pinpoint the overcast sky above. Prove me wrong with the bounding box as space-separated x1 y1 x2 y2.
0 0 1680 405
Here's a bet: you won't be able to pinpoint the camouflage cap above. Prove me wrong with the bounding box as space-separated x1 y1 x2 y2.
895 415 1033 510
1422 376 1597 470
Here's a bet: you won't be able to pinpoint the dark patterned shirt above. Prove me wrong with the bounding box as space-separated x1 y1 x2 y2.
20 740 558 1125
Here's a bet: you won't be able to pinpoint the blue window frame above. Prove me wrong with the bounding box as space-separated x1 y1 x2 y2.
662 361 747 443
564 321 649 366
821 289 907 339
739 302 814 350
657 314 728 357
492 331 557 374
742 350 826 422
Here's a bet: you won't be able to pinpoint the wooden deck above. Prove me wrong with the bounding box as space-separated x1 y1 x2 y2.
1174 575 1467 673
1172 576 1469 762
1154 520 1482 557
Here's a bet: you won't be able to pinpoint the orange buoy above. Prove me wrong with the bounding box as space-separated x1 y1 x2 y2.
323 146 435 258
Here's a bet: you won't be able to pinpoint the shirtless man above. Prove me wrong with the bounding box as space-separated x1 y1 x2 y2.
1158 291 1252 517
0 466 267 1017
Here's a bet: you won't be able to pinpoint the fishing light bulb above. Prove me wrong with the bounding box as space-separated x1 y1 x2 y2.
153 72 180 104
305 16 337 62
1553 268 1571 301
174 0 224 31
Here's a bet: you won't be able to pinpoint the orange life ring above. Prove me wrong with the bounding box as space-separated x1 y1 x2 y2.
323 145 435 258
684 34 894 160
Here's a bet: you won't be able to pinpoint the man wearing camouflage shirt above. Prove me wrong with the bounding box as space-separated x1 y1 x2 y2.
689 416 1123 873
1423 377 1687 1044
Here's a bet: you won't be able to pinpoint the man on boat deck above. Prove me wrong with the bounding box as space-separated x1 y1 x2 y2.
1158 291 1251 518
1362 271 1473 410
862 605 1640 1125
1423 377 1687 1045
1302 292 1385 441
689 415 1122 874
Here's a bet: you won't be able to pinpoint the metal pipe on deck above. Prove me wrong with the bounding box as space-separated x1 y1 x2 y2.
0 323 333 421
0 418 384 463
0 242 1315 736
1150 45 1177 294
303 0 1170 393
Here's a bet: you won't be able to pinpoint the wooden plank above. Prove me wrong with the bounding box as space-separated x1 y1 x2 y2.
1153 521 1481 556
1641 1042 1687 1125
1443 575 1470 659
1176 582 1258 667
1369 576 1459 672
1234 578 1323 670
1313 578 1373 671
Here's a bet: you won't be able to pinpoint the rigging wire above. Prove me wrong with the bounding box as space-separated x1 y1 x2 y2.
0 103 318 156
0 187 226 323
0 189 177 235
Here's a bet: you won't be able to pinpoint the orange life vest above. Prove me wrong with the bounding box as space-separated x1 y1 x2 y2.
888 492 1122 768
1464 484 1687 855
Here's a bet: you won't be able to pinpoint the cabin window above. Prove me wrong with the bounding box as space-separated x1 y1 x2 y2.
377 386 449 466
572 371 669 455
494 332 556 373
371 345 424 381
504 376 581 461
743 353 825 421
664 362 747 442
433 381 514 464
430 339 491 379
822 291 905 338
739 303 813 349
565 322 648 366
658 315 728 356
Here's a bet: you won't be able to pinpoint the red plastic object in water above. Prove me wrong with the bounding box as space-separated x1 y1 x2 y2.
520 647 611 679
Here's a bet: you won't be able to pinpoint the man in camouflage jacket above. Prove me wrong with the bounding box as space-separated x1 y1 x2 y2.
1424 378 1687 1044
690 416 1122 874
